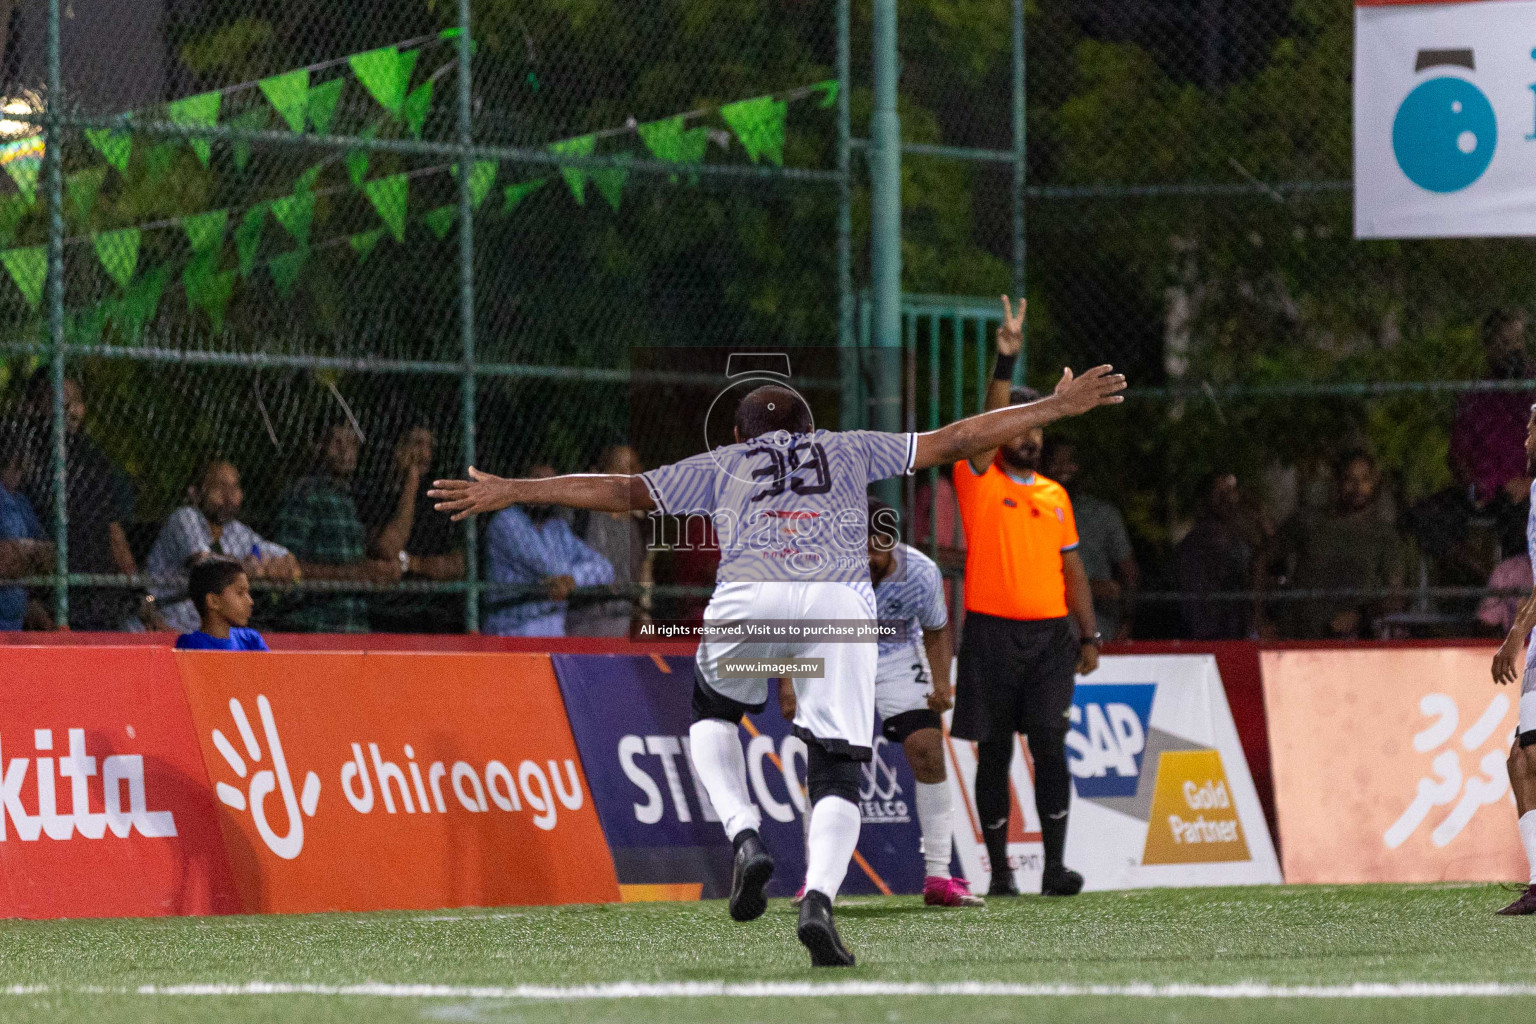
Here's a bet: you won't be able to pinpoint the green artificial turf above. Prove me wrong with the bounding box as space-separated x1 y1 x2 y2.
0 884 1530 1023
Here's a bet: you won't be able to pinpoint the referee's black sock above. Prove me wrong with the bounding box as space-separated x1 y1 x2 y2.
974 738 1014 876
1027 728 1071 870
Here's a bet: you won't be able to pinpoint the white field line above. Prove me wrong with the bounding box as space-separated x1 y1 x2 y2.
2 981 1536 1000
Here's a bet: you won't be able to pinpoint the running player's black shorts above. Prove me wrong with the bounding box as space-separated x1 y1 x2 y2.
950 613 1078 742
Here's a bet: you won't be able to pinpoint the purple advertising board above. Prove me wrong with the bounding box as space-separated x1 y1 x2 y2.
551 654 931 898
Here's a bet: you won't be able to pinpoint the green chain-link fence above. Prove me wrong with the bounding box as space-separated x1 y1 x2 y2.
0 0 1528 640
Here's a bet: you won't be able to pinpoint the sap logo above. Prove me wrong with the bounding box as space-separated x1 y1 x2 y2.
1393 48 1497 193
619 732 809 826
212 696 320 859
859 737 909 825
1066 683 1155 799
0 728 176 841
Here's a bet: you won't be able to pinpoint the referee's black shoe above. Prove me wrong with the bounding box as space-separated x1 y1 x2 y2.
1041 863 1084 897
728 829 774 922
798 890 856 967
987 872 1020 897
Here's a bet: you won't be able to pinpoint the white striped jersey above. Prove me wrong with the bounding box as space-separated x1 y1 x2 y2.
875 543 949 658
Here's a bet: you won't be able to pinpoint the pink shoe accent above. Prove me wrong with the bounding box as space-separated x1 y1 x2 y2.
924 875 985 908
791 882 806 905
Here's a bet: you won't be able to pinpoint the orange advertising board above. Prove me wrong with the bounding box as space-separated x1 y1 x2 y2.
174 651 620 912
1262 648 1526 884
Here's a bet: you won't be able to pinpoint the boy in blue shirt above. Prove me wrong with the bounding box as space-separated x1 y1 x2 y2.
175 558 269 651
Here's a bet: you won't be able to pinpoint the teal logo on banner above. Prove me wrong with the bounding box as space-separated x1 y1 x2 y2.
551 654 930 897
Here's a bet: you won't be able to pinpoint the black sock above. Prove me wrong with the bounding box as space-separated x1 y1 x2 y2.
1027 728 1071 869
975 738 1013 876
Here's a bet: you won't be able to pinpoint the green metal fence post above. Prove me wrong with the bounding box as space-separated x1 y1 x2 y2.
456 0 480 633
1012 0 1026 384
870 0 902 505
44 0 67 626
836 0 859 431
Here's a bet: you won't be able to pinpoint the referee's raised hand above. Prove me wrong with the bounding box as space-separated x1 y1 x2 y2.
997 295 1025 357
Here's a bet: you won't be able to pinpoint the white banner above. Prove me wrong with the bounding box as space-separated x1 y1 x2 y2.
1355 0 1536 238
945 655 1281 891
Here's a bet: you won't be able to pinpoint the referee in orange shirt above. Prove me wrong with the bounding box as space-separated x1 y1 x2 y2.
951 297 1102 898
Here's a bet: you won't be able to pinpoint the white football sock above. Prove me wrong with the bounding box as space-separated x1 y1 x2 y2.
915 780 953 879
1520 809 1536 886
686 719 760 841
804 796 861 900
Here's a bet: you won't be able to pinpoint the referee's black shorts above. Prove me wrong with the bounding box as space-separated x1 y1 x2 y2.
950 612 1078 742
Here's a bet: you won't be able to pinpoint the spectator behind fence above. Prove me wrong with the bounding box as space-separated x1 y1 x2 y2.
0 418 54 631
1174 471 1262 640
145 460 299 634
566 445 653 638
358 420 466 632
271 423 400 633
174 558 269 652
1043 437 1140 641
22 372 146 630
1451 308 1534 506
483 463 614 637
1479 553 1534 635
1284 452 1406 639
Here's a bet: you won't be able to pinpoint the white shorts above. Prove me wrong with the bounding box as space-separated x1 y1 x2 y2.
696 581 878 757
1521 663 1536 738
874 645 934 722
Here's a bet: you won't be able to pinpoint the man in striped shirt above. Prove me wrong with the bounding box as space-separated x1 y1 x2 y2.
431 340 1124 965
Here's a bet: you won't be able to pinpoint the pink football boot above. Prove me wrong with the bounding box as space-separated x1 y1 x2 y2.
923 875 985 907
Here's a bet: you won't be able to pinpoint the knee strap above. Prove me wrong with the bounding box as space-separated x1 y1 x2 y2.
807 743 864 805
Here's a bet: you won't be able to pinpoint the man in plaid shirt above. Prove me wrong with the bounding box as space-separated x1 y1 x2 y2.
272 423 400 632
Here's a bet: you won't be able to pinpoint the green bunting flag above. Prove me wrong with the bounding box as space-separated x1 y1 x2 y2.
93 227 141 289
66 167 107 223
550 135 596 205
182 209 228 252
235 203 268 277
638 116 710 165
271 190 315 246
259 68 309 133
306 78 343 135
502 178 547 214
348 227 384 264
591 155 629 213
224 108 267 171
4 155 39 205
349 46 418 115
363 173 409 242
267 248 307 298
720 95 787 166
810 79 839 109
187 266 236 332
166 90 222 167
84 128 132 173
403 80 433 138
113 265 170 339
451 161 497 209
1 245 45 309
346 125 376 186
423 205 456 240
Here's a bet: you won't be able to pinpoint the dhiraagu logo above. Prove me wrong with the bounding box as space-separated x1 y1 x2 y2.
1392 49 1496 193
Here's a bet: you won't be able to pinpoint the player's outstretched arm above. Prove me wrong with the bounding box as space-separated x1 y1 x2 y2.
1494 590 1536 685
911 365 1126 472
429 467 655 521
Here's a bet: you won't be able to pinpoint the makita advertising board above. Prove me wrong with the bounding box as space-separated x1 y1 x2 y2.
0 647 239 918
552 654 929 898
946 654 1281 891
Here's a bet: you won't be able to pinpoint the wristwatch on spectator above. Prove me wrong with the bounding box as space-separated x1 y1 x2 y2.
398 550 411 576
1081 631 1103 648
